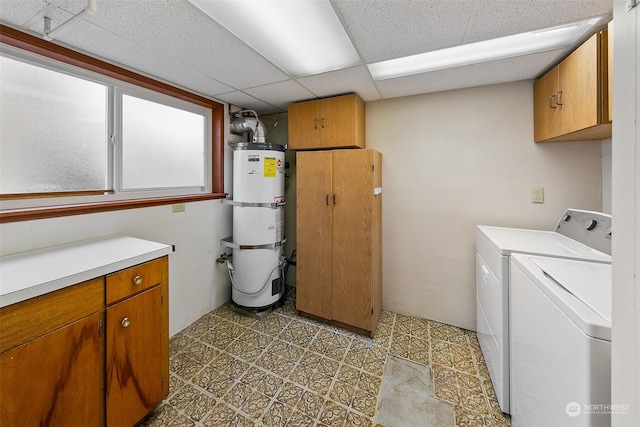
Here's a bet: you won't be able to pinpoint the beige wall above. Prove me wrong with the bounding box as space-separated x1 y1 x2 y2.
365 81 603 330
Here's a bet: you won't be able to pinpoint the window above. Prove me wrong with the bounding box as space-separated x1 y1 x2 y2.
0 25 224 222
1 51 211 203
0 55 109 195
120 93 207 191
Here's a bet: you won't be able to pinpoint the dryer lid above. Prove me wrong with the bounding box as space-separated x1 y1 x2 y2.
531 257 612 322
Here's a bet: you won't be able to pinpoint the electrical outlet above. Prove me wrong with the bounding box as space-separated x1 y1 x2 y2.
531 186 544 204
172 203 186 213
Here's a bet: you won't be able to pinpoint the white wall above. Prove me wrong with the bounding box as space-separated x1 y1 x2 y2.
611 0 640 424
0 201 231 337
0 111 235 338
365 81 604 330
602 139 613 213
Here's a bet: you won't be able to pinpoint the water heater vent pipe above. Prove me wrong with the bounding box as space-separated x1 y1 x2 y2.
230 110 266 143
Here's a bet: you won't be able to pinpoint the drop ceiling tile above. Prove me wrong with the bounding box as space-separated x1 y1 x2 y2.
159 68 233 98
216 91 283 115
1 0 614 111
0 0 50 26
295 66 381 102
463 0 612 43
334 0 477 63
57 0 289 89
243 80 315 111
23 12 234 98
374 49 565 99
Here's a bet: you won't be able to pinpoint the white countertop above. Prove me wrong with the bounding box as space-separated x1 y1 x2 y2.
0 236 173 308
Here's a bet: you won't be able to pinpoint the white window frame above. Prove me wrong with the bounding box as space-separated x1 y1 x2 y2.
113 86 212 197
0 45 212 211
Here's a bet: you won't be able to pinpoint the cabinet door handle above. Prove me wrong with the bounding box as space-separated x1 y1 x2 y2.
549 94 556 109
133 275 143 285
326 194 329 205
121 317 131 328
333 194 336 205
321 118 325 128
314 118 318 129
556 91 563 106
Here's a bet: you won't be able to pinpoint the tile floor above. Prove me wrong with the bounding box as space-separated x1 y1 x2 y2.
139 289 511 427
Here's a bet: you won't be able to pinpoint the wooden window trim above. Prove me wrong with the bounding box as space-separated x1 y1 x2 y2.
0 194 226 224
0 24 226 224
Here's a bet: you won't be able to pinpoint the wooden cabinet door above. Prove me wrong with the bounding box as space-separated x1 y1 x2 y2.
331 150 373 331
533 66 559 142
605 24 612 123
106 286 164 427
288 100 322 150
323 94 365 149
558 33 600 136
289 94 365 150
295 151 333 319
0 312 103 427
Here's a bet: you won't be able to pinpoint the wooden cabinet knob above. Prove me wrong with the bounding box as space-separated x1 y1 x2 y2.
121 317 131 328
133 275 143 285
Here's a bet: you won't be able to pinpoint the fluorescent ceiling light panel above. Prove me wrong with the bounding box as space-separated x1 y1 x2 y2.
189 0 361 77
368 17 602 81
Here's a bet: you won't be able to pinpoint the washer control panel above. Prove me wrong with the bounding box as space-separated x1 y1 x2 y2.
555 209 612 255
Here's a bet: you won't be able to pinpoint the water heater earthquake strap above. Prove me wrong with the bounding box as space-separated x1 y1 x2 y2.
221 198 285 209
220 237 287 250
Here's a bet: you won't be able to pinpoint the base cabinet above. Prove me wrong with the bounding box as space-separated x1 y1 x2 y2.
296 149 382 336
0 312 103 426
0 253 169 427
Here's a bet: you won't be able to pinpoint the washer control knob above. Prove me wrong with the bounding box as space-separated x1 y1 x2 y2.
585 219 598 231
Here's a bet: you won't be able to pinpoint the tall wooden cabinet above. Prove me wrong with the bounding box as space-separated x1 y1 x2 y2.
296 149 382 336
288 93 365 150
533 28 611 142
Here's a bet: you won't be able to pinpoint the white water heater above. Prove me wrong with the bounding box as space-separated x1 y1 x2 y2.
222 141 286 311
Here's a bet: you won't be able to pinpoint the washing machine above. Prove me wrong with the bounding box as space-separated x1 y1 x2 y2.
510 254 611 427
476 209 611 413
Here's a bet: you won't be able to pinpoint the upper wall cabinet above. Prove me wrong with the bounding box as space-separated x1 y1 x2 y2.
533 27 612 142
288 93 365 150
